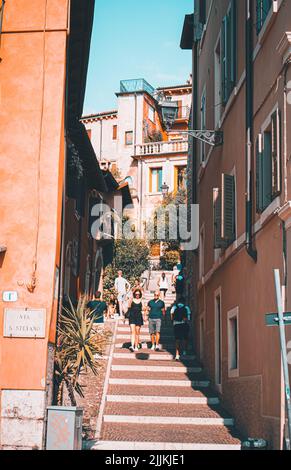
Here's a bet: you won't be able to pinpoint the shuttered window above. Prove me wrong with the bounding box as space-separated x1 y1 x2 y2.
213 174 236 249
256 109 281 213
256 0 273 34
221 0 237 105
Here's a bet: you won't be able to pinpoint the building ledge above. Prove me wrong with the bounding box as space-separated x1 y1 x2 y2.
276 31 291 63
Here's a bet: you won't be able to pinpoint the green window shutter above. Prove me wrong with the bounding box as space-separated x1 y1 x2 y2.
222 174 236 242
271 109 281 197
221 16 227 105
213 188 227 249
158 169 163 192
230 0 237 90
256 135 264 213
263 131 272 209
256 0 262 34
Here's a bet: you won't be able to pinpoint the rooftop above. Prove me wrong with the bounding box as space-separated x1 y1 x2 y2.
119 78 155 96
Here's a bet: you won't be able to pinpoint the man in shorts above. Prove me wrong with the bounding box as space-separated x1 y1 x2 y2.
147 291 165 351
171 296 191 361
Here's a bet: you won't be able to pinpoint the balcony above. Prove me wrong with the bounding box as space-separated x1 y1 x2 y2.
135 139 188 157
176 105 191 120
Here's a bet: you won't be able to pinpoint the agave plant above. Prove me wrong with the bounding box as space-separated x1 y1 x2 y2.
54 296 111 406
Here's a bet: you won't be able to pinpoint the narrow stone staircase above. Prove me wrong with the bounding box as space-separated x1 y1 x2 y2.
92 317 242 450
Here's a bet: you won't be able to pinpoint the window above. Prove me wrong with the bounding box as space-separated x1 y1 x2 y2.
149 168 163 193
213 174 236 249
199 225 205 280
112 125 117 140
177 100 183 119
256 109 281 213
221 0 237 105
125 131 133 145
174 166 187 192
256 0 273 34
200 88 206 163
148 104 155 123
228 308 239 377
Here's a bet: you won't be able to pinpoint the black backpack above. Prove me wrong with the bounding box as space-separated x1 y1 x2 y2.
173 304 187 322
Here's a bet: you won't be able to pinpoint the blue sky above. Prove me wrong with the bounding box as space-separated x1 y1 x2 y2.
83 0 194 115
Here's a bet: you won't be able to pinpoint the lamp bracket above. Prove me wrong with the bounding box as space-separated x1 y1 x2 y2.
169 130 223 147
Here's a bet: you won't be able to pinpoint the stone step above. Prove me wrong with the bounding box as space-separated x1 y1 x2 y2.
111 365 202 373
115 334 174 341
107 384 218 398
108 378 210 388
112 352 196 361
92 440 241 450
100 423 241 447
106 395 219 405
103 415 234 426
114 342 180 350
110 370 205 381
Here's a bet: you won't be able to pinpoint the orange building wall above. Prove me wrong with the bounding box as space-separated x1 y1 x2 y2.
0 0 68 392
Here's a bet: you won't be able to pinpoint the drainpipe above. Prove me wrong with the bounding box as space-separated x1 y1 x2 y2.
245 0 257 262
283 59 291 204
192 39 198 205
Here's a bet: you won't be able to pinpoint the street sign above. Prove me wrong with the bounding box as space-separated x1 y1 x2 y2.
265 312 291 326
2 291 18 302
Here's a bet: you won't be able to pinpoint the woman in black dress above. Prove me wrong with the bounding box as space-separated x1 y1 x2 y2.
128 290 144 352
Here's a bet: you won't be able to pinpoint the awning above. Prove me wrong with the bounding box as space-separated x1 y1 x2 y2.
180 14 194 50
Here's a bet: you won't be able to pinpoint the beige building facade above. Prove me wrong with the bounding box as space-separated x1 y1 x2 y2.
182 0 291 449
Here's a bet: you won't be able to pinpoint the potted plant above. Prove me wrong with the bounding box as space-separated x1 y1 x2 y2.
46 297 111 450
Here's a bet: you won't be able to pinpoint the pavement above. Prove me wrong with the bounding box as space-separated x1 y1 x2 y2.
87 309 242 451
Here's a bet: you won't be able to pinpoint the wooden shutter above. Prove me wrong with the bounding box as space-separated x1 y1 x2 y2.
230 0 237 89
112 125 117 140
263 131 272 209
256 134 264 213
221 16 227 104
221 174 235 242
271 109 281 196
213 188 227 249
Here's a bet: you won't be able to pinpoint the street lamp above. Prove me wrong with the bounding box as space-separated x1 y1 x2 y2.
159 97 179 131
161 182 169 199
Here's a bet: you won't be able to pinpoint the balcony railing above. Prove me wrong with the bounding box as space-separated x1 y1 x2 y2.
135 139 188 157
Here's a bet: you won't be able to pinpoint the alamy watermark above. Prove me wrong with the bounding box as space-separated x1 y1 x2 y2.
90 197 199 251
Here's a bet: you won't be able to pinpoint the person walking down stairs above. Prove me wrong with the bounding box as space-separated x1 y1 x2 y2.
127 290 144 352
157 272 169 300
171 296 191 361
146 291 165 351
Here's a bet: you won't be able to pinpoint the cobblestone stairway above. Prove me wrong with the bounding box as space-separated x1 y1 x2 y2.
92 319 242 450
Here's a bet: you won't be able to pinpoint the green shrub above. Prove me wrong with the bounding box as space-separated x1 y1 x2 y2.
159 250 180 270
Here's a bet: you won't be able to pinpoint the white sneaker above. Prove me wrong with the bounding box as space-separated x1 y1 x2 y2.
175 355 180 361
155 346 160 351
129 346 134 352
151 344 156 351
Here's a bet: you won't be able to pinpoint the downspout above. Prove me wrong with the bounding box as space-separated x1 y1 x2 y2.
245 0 257 262
283 59 291 204
192 39 198 205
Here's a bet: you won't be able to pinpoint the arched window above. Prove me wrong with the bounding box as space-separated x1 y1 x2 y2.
92 249 103 294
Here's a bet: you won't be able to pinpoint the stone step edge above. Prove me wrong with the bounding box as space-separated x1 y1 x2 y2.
103 415 234 426
111 365 202 373
108 378 210 387
89 441 241 451
112 353 196 361
106 395 219 405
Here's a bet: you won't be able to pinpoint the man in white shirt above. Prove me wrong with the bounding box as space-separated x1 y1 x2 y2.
114 270 131 317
